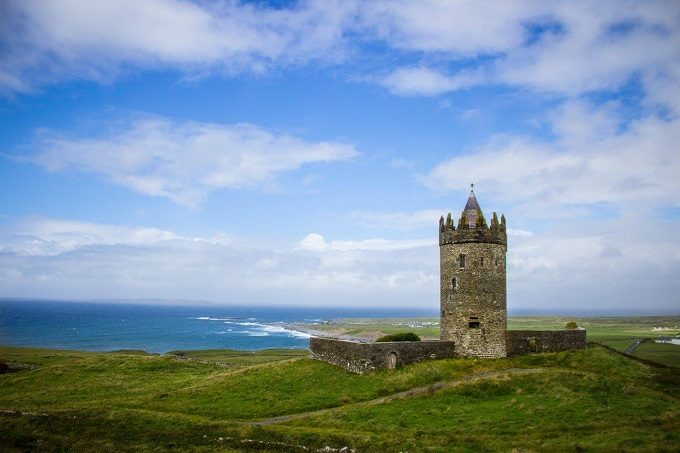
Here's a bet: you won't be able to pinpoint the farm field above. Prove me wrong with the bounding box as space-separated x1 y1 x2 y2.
631 341 680 368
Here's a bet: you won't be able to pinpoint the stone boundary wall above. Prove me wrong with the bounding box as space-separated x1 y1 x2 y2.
309 337 456 374
507 329 586 356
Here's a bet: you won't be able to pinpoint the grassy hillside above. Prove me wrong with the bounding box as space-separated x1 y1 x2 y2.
1 345 679 452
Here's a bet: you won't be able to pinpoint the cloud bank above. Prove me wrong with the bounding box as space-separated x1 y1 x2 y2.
0 217 436 307
3 0 679 105
2 214 677 312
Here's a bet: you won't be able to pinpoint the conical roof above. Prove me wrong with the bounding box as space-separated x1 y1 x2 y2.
464 190 480 211
462 189 482 228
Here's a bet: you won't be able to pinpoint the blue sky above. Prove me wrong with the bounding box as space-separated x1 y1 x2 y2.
1 0 679 312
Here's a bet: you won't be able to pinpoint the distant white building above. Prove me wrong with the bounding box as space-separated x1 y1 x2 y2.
655 336 680 345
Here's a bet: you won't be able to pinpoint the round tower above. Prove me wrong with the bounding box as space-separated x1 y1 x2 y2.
438 188 507 358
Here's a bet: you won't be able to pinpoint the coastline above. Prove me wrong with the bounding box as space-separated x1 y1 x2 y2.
279 323 375 342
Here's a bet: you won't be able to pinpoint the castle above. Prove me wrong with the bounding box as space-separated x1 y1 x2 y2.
310 189 586 373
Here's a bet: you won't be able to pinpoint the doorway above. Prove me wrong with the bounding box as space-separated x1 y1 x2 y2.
386 352 398 369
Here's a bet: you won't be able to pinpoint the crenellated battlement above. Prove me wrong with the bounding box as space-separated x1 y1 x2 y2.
438 209 506 246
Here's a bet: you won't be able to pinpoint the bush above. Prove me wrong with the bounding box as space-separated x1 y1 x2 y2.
0 362 9 373
376 332 421 342
565 321 578 329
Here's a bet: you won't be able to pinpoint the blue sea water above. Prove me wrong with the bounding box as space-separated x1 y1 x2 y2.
0 300 437 353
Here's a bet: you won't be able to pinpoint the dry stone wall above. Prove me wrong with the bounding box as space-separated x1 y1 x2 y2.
507 329 586 356
309 337 456 374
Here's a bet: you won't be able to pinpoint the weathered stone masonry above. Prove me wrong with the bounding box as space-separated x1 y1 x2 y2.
310 337 456 374
507 329 586 356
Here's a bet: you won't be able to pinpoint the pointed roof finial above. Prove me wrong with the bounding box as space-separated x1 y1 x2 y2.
471 183 474 191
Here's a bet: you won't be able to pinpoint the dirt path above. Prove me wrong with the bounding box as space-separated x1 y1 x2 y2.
245 367 550 426
623 338 647 354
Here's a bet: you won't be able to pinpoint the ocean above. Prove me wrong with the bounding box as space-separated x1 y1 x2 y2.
0 300 437 353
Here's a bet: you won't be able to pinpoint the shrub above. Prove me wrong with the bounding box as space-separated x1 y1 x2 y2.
0 362 9 373
566 321 578 329
376 332 421 342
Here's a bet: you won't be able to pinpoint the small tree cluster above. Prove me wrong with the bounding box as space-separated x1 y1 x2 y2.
565 321 579 329
376 332 421 342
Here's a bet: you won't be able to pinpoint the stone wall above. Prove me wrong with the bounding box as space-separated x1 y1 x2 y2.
506 329 586 356
309 337 456 374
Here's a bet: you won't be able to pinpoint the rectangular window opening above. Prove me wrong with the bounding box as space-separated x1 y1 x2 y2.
469 321 480 329
459 254 466 269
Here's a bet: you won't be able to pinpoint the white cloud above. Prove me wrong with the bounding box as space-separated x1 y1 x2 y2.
23 115 357 206
298 233 430 252
349 209 445 231
5 217 185 256
0 0 357 93
425 100 680 208
507 228 533 238
380 67 482 96
297 233 328 251
361 0 540 55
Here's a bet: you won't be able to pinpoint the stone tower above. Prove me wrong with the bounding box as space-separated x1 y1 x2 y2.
439 188 507 358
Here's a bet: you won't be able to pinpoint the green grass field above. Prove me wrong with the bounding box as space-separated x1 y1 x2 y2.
167 348 308 366
2 341 679 452
631 341 680 368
